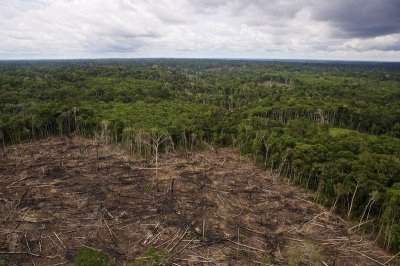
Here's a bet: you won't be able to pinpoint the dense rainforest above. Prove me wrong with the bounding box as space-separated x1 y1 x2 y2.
1 59 400 251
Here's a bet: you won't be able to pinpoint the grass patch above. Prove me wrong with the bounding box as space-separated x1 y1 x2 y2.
129 246 167 266
74 247 115 266
260 254 273 265
286 242 324 266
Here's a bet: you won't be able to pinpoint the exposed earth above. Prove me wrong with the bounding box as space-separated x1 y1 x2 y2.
0 137 398 265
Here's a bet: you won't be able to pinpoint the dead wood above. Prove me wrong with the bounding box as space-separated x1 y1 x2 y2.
0 136 397 266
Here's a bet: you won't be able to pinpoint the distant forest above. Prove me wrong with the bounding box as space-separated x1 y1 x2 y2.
1 59 399 251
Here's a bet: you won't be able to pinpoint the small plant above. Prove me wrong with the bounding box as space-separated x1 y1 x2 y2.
143 185 152 193
286 242 324 266
239 249 250 257
186 230 195 238
0 260 7 266
74 247 115 266
286 246 302 266
306 242 324 265
260 254 273 266
129 245 167 266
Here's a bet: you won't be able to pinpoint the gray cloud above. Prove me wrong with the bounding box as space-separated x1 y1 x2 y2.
0 0 399 60
312 0 400 38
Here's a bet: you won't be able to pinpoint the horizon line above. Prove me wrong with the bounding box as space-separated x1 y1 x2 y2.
0 57 399 64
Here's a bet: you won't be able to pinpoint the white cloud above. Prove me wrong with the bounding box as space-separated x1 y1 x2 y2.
0 0 399 60
344 34 400 52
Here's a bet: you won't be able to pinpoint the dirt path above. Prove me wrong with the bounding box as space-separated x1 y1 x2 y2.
0 137 397 265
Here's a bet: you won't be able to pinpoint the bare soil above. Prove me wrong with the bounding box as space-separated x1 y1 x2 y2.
0 137 398 265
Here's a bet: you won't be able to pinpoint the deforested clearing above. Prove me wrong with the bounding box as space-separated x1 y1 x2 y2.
0 137 397 265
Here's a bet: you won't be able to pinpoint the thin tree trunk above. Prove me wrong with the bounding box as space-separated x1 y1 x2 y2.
347 180 359 219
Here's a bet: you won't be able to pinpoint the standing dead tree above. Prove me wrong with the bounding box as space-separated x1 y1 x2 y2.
348 177 362 219
148 129 171 178
358 191 379 229
123 128 173 179
100 120 111 144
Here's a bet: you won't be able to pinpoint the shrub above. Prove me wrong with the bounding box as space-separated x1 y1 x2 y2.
260 254 273 265
74 247 115 266
286 242 323 266
129 246 167 266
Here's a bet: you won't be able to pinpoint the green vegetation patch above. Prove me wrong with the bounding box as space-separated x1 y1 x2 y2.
74 247 115 266
328 127 354 137
129 246 167 266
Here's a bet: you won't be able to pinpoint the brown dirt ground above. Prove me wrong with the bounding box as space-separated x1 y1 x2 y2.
0 137 398 266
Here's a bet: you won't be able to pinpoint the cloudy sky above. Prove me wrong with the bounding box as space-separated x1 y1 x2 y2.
1 0 400 61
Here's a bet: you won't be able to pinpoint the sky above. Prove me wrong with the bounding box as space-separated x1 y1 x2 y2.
1 0 400 61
